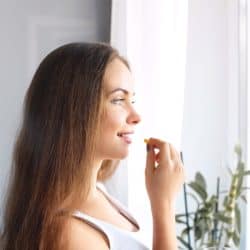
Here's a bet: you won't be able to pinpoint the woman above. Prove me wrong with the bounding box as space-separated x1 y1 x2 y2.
1 42 185 250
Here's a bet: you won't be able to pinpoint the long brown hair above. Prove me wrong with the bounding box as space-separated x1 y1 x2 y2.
1 42 129 250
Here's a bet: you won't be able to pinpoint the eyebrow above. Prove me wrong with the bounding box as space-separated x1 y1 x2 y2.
107 88 135 96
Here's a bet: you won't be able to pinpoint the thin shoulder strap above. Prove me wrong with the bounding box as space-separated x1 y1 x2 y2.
71 210 113 249
96 183 140 230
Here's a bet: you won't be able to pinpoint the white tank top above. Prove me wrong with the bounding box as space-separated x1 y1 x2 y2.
70 183 150 250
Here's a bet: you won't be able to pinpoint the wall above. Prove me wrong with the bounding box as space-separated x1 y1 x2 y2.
0 0 111 229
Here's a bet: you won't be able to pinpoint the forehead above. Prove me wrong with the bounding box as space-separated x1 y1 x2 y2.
102 58 135 94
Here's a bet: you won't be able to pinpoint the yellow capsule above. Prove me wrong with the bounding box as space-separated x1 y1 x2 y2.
144 138 149 144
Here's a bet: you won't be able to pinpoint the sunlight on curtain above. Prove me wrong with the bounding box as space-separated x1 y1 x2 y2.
111 0 188 246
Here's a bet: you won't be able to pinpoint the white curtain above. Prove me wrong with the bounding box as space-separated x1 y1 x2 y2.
109 0 188 245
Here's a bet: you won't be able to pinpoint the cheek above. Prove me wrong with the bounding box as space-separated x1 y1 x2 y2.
103 109 126 131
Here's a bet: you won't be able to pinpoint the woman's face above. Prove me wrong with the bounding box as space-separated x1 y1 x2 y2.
95 58 141 160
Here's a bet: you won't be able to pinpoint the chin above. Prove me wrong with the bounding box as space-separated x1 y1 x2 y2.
108 150 129 160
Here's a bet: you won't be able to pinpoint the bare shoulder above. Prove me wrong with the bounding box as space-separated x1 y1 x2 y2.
60 217 110 250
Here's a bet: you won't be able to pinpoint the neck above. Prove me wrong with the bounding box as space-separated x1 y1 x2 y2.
59 159 104 212
85 160 103 202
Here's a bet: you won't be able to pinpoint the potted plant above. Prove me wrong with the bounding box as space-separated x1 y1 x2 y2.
176 145 250 249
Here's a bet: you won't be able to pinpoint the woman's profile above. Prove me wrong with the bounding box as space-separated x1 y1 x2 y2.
1 42 185 250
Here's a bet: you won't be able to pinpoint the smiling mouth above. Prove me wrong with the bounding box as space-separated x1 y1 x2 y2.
117 132 133 144
117 131 134 136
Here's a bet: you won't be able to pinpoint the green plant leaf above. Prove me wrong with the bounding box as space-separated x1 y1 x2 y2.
237 161 245 172
236 175 244 198
243 170 250 176
176 218 188 224
187 192 200 205
176 213 188 218
214 212 232 224
235 204 241 233
234 144 242 159
181 227 192 238
240 187 250 192
240 195 247 203
176 212 195 220
188 182 208 201
195 172 207 190
226 166 233 176
233 231 240 246
194 224 202 241
223 196 229 207
177 236 192 249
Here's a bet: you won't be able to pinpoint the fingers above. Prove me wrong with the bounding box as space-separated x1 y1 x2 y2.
146 138 182 163
145 142 156 174
146 137 171 164
169 143 182 164
145 138 185 206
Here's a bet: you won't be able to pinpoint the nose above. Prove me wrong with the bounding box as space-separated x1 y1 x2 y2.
127 106 141 125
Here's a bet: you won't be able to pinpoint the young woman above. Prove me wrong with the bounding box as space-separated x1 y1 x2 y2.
1 42 185 250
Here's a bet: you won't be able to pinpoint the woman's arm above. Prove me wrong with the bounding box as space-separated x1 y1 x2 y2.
151 203 177 250
145 138 185 250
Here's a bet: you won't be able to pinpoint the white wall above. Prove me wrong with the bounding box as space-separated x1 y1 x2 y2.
0 0 111 229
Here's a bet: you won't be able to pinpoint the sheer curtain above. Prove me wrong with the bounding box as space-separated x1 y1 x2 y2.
245 0 250 248
109 0 188 245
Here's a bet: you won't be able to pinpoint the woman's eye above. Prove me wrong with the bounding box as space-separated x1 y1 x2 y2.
111 98 136 105
111 98 125 104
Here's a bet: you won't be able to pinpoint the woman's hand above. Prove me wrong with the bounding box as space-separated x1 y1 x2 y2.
145 137 185 213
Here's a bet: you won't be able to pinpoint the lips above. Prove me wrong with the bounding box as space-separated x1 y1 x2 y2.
117 131 134 144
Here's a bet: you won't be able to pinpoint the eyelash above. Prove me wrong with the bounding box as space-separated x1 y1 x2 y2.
111 98 136 105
